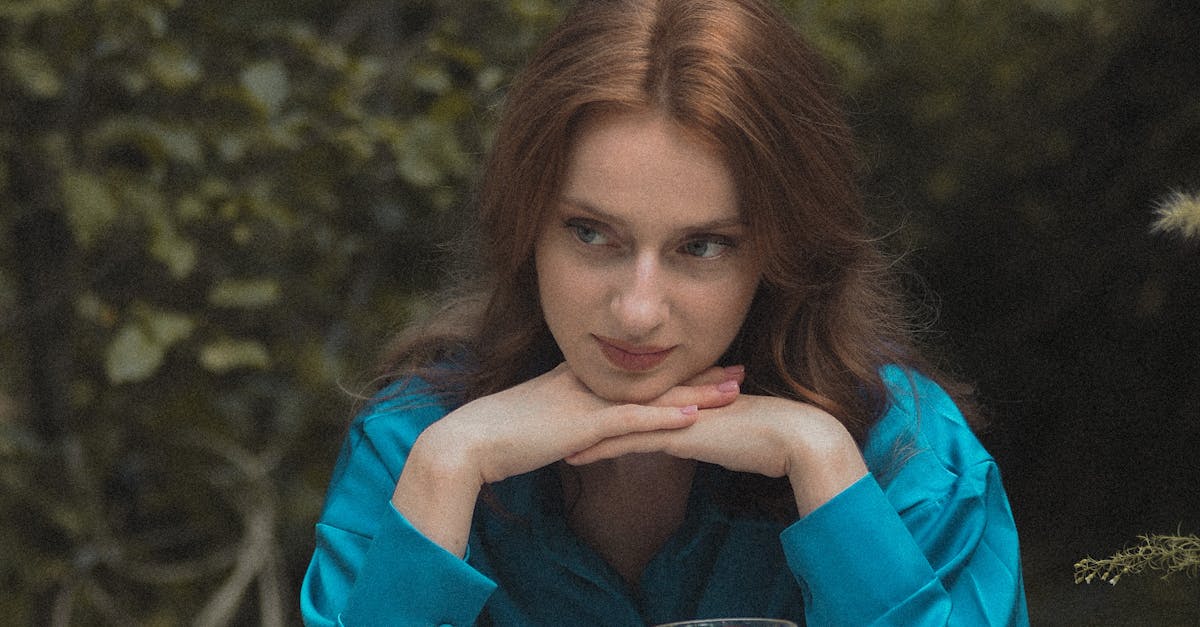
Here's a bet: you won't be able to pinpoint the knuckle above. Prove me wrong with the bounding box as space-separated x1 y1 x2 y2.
652 390 680 408
618 404 649 428
621 403 660 430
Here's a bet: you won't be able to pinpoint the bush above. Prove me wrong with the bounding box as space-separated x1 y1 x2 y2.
0 0 558 622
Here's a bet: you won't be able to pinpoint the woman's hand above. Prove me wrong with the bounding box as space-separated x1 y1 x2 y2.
391 363 743 555
429 362 744 485
563 393 869 516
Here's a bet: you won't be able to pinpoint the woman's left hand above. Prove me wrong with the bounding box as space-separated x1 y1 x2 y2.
564 393 869 516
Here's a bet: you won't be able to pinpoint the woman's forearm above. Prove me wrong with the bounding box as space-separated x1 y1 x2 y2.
390 424 485 558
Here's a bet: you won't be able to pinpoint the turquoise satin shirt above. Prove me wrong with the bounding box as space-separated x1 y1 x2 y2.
301 367 1028 625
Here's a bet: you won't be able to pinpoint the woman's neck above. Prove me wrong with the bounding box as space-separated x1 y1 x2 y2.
561 454 697 584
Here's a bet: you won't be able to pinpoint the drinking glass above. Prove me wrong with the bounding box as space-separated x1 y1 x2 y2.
657 614 796 619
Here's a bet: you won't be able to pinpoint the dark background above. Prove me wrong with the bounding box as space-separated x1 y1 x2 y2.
2 0 1197 624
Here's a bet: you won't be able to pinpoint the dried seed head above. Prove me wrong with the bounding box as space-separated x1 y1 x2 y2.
1151 190 1200 240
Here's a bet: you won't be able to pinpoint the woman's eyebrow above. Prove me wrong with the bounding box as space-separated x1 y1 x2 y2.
557 197 627 227
682 217 748 232
558 196 746 233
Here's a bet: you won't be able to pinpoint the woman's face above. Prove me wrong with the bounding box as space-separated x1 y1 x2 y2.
535 109 761 403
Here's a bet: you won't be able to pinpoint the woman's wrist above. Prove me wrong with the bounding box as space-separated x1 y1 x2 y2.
782 423 868 517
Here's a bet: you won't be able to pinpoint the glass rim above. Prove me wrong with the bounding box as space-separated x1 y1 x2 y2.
652 614 801 619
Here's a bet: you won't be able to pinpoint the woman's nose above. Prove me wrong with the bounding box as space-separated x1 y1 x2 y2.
610 254 669 336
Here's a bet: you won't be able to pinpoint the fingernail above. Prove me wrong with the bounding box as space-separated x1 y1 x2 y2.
724 365 745 375
718 380 739 393
681 405 699 415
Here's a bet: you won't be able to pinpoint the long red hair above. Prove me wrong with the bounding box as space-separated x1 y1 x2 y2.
382 0 977 450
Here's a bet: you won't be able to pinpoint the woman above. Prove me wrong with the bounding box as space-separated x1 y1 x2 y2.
301 0 1029 624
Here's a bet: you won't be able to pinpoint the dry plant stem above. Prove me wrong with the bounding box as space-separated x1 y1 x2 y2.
192 436 287 627
40 403 289 626
1075 533 1200 585
193 493 279 627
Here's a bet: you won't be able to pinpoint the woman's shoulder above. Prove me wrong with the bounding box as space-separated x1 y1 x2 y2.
317 378 456 523
348 378 453 449
862 365 997 503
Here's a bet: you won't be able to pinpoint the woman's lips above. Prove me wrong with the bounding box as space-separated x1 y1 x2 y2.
594 335 674 372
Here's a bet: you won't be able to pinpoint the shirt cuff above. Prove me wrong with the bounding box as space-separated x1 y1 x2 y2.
341 503 497 626
780 474 946 625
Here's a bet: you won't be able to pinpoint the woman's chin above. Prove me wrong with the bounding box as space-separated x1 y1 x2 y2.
579 372 675 405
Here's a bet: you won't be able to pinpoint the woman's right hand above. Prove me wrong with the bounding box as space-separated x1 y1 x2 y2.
390 363 742 555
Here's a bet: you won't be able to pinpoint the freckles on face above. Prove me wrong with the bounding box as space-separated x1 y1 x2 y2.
533 109 760 403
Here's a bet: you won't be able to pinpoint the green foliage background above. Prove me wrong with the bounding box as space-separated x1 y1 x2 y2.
1 0 1196 624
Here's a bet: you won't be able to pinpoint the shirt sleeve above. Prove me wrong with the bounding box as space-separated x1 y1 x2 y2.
300 387 498 626
779 369 1029 626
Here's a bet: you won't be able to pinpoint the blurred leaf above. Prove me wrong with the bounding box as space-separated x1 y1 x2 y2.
153 125 204 166
2 46 62 98
86 117 204 171
148 222 197 279
207 278 281 309
199 338 271 373
334 127 375 161
134 2 168 38
394 117 469 189
176 194 207 221
241 59 290 117
476 65 506 92
0 0 78 22
104 309 196 384
216 134 247 163
105 325 164 384
61 172 120 247
73 292 115 326
147 43 201 90
145 309 196 346
511 0 558 20
410 62 453 94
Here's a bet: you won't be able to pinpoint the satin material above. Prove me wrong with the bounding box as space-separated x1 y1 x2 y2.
301 367 1029 626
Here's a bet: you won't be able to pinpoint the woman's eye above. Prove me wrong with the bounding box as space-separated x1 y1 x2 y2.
681 237 734 259
567 220 609 246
